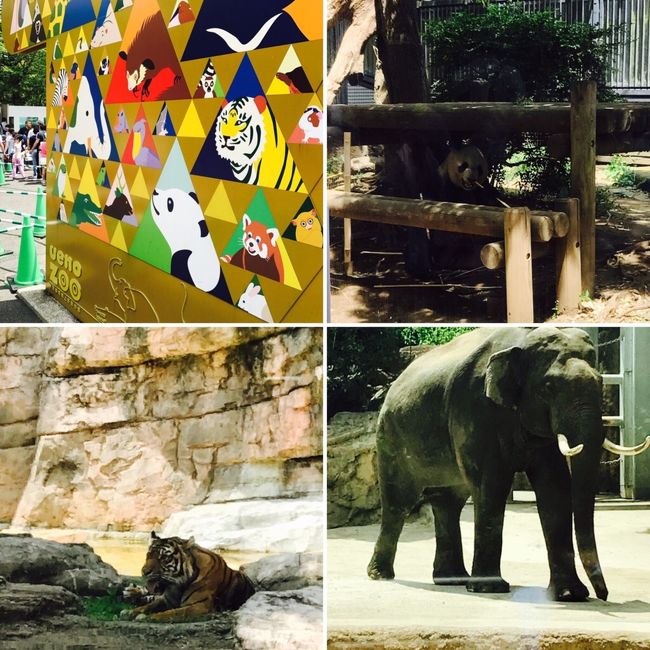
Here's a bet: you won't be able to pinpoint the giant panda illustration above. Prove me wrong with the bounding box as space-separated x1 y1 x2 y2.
151 188 231 303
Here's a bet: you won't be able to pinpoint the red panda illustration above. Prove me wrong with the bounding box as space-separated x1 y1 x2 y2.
222 215 285 284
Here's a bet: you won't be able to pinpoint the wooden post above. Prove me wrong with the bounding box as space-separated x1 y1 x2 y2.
570 81 597 295
504 207 534 323
343 131 353 276
554 198 582 314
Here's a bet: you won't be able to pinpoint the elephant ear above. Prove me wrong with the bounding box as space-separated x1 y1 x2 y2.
485 346 524 408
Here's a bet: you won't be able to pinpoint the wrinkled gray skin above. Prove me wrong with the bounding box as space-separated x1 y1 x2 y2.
368 327 608 602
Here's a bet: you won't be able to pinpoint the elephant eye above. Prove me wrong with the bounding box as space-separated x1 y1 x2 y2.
167 198 174 212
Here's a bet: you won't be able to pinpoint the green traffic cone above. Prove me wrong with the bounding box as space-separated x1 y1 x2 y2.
0 162 5 186
4 161 11 174
13 214 44 286
34 186 46 238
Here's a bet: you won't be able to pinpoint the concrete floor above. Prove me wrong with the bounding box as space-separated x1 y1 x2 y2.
328 500 650 649
0 175 46 323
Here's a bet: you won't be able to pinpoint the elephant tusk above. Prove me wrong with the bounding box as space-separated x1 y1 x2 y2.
602 436 650 457
557 434 584 457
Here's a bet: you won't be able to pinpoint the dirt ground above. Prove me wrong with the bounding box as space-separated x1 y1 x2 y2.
1 614 238 650
329 154 650 324
327 499 650 649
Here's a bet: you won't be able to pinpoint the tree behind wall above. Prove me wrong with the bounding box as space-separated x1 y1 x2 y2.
0 29 46 107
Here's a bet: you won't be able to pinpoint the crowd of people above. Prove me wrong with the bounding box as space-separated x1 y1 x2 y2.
0 120 47 184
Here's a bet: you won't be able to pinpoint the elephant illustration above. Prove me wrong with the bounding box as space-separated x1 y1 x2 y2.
63 77 114 160
368 327 650 601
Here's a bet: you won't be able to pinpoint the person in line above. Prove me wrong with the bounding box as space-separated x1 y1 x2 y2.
12 136 26 180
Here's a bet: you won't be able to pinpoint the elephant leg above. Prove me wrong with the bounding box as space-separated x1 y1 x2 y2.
368 467 418 580
367 505 407 580
467 468 513 594
526 447 588 602
429 486 470 585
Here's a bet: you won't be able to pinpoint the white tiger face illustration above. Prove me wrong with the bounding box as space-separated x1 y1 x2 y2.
215 97 267 168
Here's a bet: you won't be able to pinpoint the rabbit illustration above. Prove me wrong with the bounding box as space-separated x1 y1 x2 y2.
237 283 273 323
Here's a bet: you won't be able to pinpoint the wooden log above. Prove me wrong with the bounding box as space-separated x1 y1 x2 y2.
504 207 534 323
328 191 560 242
554 198 582 314
481 240 550 270
343 132 353 276
546 132 650 158
327 103 650 141
570 81 597 295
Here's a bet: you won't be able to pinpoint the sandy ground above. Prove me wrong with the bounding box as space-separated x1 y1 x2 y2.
328 499 650 648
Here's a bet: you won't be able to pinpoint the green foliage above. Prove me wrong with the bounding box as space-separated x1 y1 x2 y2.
508 139 571 200
82 589 131 621
423 3 618 103
423 3 620 203
328 328 474 416
327 328 403 417
596 186 618 219
400 327 474 347
0 29 46 107
606 155 637 188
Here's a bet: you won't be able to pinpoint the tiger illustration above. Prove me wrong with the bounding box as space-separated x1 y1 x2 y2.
120 532 256 622
215 96 304 192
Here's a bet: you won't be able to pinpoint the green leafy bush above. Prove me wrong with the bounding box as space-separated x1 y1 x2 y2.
400 327 474 347
328 328 473 416
606 155 637 188
424 3 618 103
423 3 620 203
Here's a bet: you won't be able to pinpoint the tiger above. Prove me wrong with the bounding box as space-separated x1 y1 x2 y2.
120 532 256 622
215 95 304 193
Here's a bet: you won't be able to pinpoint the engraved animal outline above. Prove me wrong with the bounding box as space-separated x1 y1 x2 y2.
94 258 159 323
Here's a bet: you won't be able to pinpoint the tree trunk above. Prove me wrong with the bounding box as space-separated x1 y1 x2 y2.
373 0 427 103
327 0 377 104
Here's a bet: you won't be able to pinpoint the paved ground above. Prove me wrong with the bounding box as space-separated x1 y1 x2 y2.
328 499 650 648
0 175 47 323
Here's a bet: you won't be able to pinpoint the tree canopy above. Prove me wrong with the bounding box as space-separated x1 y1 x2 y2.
0 25 46 107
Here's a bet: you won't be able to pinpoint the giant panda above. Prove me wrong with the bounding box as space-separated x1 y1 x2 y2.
398 142 500 275
151 188 231 303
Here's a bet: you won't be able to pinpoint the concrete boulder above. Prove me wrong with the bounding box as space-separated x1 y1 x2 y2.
0 535 123 596
161 498 323 553
242 553 322 592
235 586 322 650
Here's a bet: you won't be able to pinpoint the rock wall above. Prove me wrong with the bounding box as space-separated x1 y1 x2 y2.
327 412 379 528
2 328 322 551
0 329 51 522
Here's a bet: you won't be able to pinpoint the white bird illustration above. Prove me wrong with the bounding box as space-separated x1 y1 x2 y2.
206 13 282 53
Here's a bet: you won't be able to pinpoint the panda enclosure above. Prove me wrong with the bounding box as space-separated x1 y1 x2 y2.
327 0 650 323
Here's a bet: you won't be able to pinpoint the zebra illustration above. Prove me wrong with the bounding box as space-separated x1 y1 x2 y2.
51 68 69 107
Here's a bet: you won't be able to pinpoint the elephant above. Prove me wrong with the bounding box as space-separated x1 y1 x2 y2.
368 327 650 601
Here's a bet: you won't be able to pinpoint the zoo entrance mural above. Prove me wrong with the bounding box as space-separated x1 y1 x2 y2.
2 0 324 323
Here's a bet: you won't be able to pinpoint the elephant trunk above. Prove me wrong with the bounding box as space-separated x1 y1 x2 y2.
570 429 608 601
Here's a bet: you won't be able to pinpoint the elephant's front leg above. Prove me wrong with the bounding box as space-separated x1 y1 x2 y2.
526 446 588 601
429 486 470 585
467 466 513 593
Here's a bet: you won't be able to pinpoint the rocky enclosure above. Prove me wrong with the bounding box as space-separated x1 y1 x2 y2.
0 327 323 649
0 327 322 553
